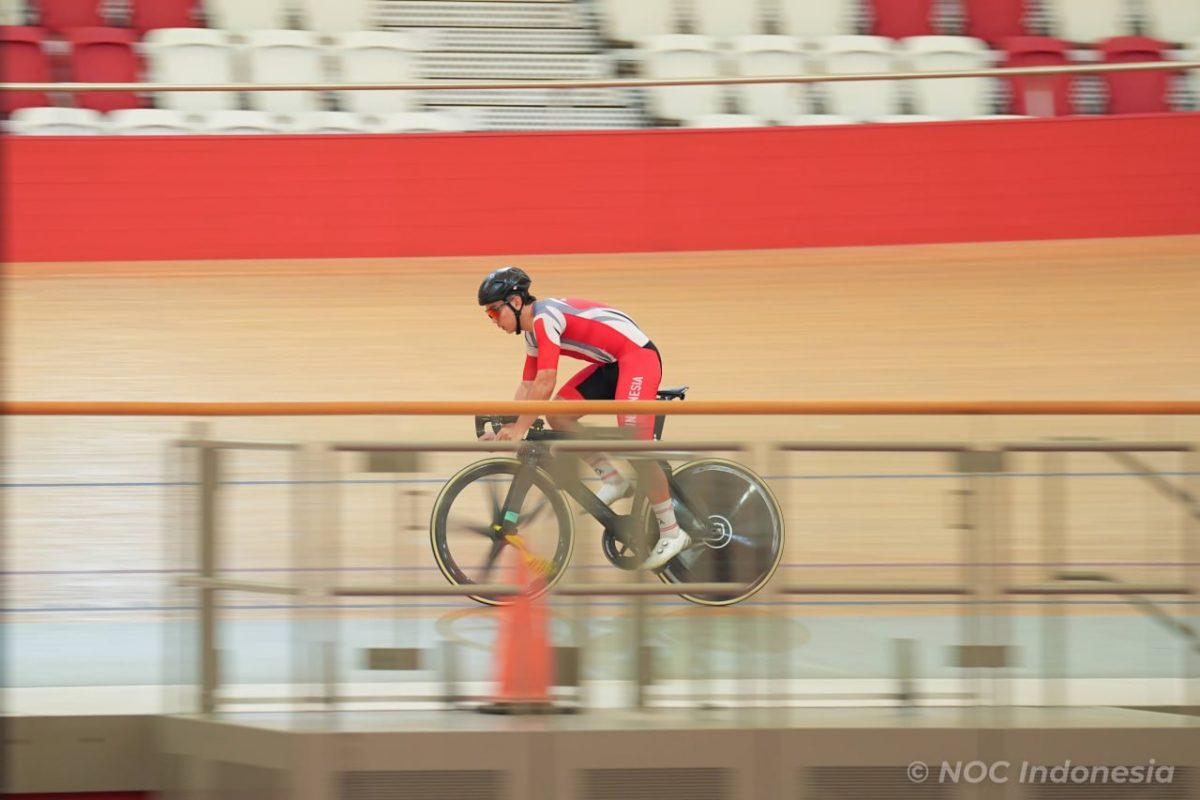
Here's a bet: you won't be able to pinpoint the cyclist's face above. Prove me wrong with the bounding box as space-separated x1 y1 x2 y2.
484 297 519 331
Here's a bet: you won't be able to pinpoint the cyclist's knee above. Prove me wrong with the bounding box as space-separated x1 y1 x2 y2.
546 413 582 431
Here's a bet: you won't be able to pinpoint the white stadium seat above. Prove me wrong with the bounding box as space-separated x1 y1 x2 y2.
813 35 901 121
289 110 379 133
902 36 995 119
204 0 292 33
688 0 763 39
332 31 419 115
781 114 855 125
375 111 470 132
108 108 196 134
873 114 944 122
687 113 767 127
1044 0 1134 42
144 28 239 112
297 0 375 34
643 34 725 124
1 0 25 25
1142 0 1200 42
1188 38 1200 107
595 0 677 45
732 35 810 122
196 109 289 134
9 107 106 134
243 30 326 114
776 0 861 38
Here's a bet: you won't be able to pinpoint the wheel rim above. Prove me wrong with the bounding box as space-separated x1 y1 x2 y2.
660 461 783 605
433 460 571 604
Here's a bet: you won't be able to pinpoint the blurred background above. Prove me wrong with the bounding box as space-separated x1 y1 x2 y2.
3 0 1200 799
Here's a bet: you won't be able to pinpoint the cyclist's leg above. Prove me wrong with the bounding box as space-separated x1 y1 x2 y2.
552 363 632 503
613 345 689 570
545 362 602 433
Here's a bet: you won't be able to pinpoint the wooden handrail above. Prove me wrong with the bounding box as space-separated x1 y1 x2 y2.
3 400 1199 416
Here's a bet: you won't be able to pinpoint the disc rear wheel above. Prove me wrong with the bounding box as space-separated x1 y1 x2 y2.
653 459 785 606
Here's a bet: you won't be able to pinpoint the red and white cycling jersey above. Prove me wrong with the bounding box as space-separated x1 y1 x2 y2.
521 297 651 379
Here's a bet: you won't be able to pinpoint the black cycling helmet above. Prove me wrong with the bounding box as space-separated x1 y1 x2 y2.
478 267 534 335
477 266 532 306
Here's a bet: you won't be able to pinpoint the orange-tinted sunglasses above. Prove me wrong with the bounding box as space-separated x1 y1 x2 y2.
484 303 503 321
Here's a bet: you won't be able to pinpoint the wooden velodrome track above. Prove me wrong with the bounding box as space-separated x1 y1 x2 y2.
5 235 1199 618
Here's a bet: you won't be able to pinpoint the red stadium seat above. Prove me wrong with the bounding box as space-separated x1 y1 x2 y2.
1001 36 1076 116
868 0 937 38
129 0 198 35
31 0 103 34
0 26 51 114
1098 36 1174 114
963 0 1030 45
67 27 142 111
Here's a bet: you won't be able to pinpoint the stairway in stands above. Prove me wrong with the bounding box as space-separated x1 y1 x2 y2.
374 0 648 130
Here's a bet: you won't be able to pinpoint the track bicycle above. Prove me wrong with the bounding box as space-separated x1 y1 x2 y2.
429 387 785 606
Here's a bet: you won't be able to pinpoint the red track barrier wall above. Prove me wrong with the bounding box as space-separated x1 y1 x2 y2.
3 114 1198 262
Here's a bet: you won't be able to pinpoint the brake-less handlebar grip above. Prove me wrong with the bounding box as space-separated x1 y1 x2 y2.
474 415 522 438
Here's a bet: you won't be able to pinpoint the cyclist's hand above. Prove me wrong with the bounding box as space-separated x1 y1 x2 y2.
478 428 497 442
496 424 524 442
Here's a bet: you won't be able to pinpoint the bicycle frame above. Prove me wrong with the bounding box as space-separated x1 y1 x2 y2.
497 440 715 544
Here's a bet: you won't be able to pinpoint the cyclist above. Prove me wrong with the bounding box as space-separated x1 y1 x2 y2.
476 266 688 571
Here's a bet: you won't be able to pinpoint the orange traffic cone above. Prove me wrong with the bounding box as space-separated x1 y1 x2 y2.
478 552 557 714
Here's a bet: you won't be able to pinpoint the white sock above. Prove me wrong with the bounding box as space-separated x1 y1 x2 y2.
588 454 630 505
652 499 680 539
587 454 623 483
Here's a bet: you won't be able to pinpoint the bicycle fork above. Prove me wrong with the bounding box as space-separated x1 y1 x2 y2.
492 460 553 575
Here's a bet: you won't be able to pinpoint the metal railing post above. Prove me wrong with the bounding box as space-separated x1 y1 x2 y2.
194 424 220 715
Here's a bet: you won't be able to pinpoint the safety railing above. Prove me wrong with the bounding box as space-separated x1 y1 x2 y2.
7 400 1199 715
2 59 1199 95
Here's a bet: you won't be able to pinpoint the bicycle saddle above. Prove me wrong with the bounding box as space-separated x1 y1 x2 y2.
656 386 689 400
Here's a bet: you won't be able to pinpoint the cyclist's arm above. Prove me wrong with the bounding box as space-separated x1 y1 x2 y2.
498 318 559 440
502 369 555 440
514 354 538 399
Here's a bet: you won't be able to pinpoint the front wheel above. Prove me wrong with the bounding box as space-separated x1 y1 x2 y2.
648 458 785 606
430 458 574 605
